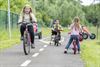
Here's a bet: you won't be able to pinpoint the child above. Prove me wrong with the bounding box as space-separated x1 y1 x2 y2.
52 19 63 40
18 4 37 48
64 17 81 54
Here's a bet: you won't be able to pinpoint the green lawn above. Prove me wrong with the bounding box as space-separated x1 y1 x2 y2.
0 28 20 51
81 27 100 67
81 40 100 67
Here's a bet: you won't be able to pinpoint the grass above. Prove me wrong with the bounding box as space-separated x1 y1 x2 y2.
81 40 100 67
0 27 69 51
81 27 100 67
0 28 20 51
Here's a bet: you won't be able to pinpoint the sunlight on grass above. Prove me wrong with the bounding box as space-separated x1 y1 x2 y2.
0 28 20 51
81 40 100 67
81 27 100 67
0 27 69 50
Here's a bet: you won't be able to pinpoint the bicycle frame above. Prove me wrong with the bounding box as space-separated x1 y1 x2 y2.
68 32 81 54
23 24 32 55
24 27 31 45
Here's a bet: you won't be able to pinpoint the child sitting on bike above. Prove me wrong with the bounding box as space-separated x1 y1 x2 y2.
18 4 37 48
51 19 63 40
64 17 81 54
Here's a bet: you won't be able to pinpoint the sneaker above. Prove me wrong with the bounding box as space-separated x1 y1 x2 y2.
64 50 67 54
78 51 81 54
64 49 67 54
20 36 24 40
31 44 35 49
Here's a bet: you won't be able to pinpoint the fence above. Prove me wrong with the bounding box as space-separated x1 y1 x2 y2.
0 10 19 29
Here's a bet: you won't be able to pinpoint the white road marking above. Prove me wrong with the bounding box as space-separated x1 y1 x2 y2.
39 40 49 44
32 53 39 57
20 60 31 67
44 45 48 48
40 37 65 44
39 48 44 52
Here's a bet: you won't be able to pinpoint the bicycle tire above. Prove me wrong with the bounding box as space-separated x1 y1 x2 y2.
73 41 77 54
23 33 30 55
82 33 88 39
90 33 96 39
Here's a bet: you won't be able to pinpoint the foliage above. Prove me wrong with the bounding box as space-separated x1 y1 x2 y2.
0 0 88 27
82 3 100 26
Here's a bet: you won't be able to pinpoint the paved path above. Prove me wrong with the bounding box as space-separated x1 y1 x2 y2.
0 34 84 67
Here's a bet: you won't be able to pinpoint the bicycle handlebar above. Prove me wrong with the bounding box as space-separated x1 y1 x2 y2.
17 21 36 25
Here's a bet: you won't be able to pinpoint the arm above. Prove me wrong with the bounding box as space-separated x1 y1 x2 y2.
68 23 74 30
18 14 23 24
59 25 63 31
31 13 37 23
82 26 91 35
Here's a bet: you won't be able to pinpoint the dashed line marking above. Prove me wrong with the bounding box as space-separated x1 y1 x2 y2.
39 48 44 52
32 53 39 57
20 60 31 67
40 37 65 44
44 45 48 48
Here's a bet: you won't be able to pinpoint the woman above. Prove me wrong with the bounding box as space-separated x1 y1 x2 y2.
64 17 81 54
18 4 37 48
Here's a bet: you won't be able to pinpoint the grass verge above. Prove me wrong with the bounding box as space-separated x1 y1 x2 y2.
81 27 100 67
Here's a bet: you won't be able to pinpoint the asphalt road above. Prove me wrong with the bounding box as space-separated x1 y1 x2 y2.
0 34 84 67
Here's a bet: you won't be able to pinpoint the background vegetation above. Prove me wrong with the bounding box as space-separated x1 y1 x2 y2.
0 0 100 67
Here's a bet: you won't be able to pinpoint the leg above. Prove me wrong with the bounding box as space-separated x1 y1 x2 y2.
20 24 26 40
27 25 34 44
65 35 73 49
58 31 61 40
64 35 73 54
75 36 80 51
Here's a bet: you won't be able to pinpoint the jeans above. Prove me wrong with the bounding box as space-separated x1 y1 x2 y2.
20 24 34 44
65 35 80 51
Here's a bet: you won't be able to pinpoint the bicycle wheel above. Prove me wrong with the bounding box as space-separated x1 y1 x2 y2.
90 33 96 39
73 41 77 54
82 33 88 39
56 41 59 46
23 33 30 55
54 35 59 46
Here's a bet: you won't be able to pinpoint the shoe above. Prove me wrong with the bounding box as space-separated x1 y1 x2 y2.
78 51 81 54
64 49 67 53
64 51 67 54
64 49 67 54
20 36 24 40
31 44 35 49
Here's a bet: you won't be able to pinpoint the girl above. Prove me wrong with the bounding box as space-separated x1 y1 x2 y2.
18 4 37 48
64 17 81 53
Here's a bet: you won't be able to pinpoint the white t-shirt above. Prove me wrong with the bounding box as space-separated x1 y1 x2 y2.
18 13 37 23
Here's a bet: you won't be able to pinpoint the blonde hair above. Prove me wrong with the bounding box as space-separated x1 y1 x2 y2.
73 17 81 30
20 4 33 21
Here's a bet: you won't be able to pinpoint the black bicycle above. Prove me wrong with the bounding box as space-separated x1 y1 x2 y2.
18 23 34 55
50 30 62 46
82 33 96 40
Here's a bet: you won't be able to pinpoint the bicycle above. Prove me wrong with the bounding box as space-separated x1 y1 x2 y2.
68 32 83 54
18 22 34 55
50 30 62 46
72 34 83 54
